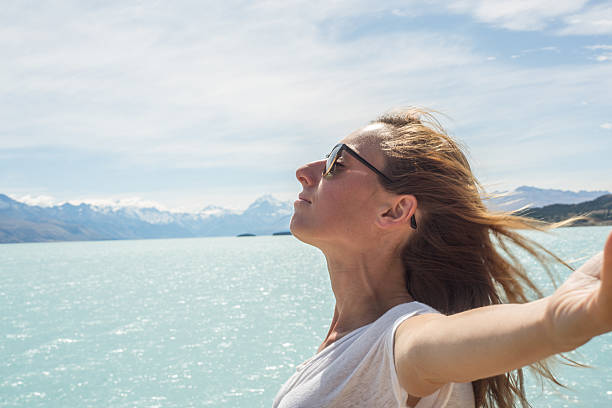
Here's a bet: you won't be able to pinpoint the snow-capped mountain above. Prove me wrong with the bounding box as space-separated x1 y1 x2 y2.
199 205 237 219
0 194 293 243
486 186 611 212
243 194 293 218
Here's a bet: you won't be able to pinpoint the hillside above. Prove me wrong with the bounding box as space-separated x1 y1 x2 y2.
517 194 612 226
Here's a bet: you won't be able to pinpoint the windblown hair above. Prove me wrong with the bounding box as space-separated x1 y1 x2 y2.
373 108 571 408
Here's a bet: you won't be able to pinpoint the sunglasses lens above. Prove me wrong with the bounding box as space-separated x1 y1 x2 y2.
325 144 342 176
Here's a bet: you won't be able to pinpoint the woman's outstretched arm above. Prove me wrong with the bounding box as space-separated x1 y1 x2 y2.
394 230 612 398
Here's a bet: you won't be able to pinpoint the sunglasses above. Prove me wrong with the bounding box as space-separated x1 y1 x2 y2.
323 143 417 229
323 143 391 182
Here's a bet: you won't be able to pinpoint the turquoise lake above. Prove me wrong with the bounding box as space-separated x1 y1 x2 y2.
1 226 612 407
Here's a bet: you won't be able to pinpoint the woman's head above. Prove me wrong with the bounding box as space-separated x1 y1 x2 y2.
290 123 418 252
291 107 486 256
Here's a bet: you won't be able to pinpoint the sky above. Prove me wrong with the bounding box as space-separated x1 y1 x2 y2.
1 0 611 212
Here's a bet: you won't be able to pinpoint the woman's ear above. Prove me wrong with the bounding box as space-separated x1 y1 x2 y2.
376 195 417 229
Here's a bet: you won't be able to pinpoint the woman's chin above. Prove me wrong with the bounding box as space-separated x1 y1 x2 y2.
289 218 304 240
289 218 317 246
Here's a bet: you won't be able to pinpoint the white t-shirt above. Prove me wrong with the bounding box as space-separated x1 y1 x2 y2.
273 302 475 408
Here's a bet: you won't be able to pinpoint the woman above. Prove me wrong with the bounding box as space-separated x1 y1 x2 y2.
273 108 612 408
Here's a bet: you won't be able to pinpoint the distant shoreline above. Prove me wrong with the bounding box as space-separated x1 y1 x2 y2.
2 225 611 246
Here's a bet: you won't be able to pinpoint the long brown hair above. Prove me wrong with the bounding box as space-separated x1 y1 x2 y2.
373 107 570 408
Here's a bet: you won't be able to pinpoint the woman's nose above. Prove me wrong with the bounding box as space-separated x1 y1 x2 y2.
296 160 324 186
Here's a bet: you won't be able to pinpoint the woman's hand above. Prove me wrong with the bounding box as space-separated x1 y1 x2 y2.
545 230 612 351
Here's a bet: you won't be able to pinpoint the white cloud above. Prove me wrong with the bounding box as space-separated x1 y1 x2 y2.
0 0 477 164
445 0 588 31
560 3 612 35
585 44 612 50
508 46 561 60
584 44 612 62
601 123 612 129
442 1 612 35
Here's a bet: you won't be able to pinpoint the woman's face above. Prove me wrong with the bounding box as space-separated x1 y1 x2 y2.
290 124 390 250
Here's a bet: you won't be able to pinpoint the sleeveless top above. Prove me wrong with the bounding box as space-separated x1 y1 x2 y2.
273 302 475 407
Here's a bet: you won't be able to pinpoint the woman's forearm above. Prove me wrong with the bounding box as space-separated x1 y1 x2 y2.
397 247 611 398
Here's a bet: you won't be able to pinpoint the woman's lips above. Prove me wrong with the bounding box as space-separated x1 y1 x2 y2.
297 195 311 204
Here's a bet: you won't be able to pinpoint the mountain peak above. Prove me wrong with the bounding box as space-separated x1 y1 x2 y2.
252 194 282 205
201 204 225 211
199 205 237 218
243 195 292 219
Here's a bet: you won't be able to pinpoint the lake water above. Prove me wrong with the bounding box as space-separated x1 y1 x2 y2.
1 226 612 407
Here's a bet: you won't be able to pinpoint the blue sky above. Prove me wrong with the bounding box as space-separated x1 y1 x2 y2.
1 0 611 211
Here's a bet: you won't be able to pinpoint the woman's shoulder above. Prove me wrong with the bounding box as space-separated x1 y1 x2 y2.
353 301 440 347
375 301 440 329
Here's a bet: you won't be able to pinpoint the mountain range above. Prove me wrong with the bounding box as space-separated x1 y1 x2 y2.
485 185 610 211
1 186 610 244
0 194 292 243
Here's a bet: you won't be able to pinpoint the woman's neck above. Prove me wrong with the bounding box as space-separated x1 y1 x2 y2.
318 247 413 352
